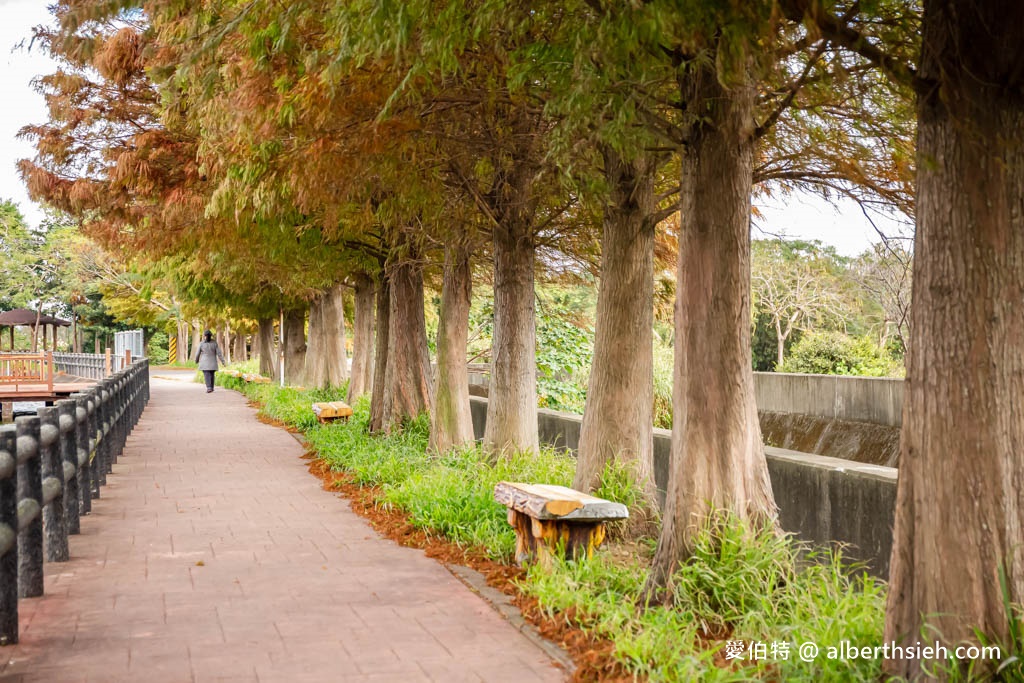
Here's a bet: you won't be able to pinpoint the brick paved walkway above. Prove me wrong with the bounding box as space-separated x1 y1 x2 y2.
1 377 565 683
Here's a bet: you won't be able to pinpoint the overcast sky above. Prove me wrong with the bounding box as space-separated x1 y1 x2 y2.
0 0 912 256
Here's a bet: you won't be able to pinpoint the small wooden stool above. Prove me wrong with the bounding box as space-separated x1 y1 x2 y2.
494 482 629 566
311 401 353 424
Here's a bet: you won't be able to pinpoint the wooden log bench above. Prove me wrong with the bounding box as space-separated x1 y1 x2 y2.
493 482 628 566
311 401 353 424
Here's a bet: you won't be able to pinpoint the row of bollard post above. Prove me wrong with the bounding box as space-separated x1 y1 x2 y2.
0 358 150 646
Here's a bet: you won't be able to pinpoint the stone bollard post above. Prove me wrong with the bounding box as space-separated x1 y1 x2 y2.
85 392 99 501
57 400 80 535
16 415 44 598
103 379 114 476
96 381 110 485
37 407 68 562
70 394 93 514
108 377 120 466
139 366 146 418
0 425 17 645
107 376 119 467
118 373 128 454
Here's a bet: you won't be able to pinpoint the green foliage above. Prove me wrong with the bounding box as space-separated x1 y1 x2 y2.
778 331 903 377
525 514 887 681
0 200 35 309
535 304 592 413
147 331 170 365
212 360 349 430
651 341 674 430
229 379 623 561
263 384 351 431
386 446 576 558
469 286 598 414
310 403 580 560
751 311 804 372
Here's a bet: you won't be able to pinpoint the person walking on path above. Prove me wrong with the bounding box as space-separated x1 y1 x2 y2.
195 330 226 393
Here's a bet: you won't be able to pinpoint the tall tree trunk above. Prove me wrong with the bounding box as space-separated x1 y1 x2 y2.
223 323 232 364
305 297 325 387
430 244 474 453
282 308 306 386
484 197 539 456
379 252 432 431
884 2 1024 678
232 331 247 363
347 273 376 402
191 322 202 363
305 285 349 389
368 274 391 432
645 61 777 597
775 320 785 368
574 148 659 508
176 319 189 365
251 322 260 361
256 318 277 380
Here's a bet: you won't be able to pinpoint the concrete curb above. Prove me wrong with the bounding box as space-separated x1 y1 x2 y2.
445 563 577 675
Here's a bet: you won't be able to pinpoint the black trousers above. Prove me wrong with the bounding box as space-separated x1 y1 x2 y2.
203 370 216 390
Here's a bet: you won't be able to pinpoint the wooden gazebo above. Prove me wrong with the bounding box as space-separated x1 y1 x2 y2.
0 308 71 351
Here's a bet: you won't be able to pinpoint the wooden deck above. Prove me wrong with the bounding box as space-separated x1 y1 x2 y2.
0 351 100 403
0 380 96 402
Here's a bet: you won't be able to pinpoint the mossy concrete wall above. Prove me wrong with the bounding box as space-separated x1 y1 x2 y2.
467 369 904 465
759 411 900 467
753 372 903 426
470 397 897 577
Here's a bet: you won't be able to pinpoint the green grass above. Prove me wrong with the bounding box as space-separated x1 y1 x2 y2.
307 400 578 558
526 515 887 681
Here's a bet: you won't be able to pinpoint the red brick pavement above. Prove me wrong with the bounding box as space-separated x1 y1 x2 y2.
0 378 566 683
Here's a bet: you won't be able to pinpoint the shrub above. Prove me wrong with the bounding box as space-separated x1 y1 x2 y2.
535 296 593 413
147 331 170 365
778 331 903 377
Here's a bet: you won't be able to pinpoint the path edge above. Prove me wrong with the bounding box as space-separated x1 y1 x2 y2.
283 430 577 677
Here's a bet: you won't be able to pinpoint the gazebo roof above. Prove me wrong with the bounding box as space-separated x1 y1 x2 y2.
0 308 71 327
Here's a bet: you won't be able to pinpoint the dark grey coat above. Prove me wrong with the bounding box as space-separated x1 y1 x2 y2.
195 340 226 371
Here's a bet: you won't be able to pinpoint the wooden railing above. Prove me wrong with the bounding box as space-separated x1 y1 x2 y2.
0 353 54 392
0 358 150 645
